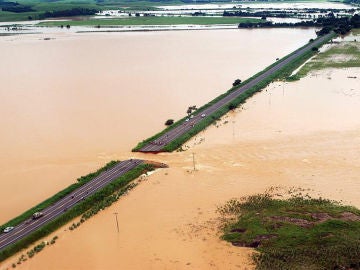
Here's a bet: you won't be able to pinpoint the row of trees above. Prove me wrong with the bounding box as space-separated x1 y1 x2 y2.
38 8 98 19
1 5 33 13
238 14 360 36
0 0 34 13
224 8 357 19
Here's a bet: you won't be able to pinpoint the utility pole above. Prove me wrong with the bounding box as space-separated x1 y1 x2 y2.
269 91 272 107
232 120 236 139
192 152 196 171
113 212 119 233
282 82 285 97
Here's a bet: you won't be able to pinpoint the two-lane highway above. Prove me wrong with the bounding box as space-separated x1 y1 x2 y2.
0 159 143 251
138 33 333 152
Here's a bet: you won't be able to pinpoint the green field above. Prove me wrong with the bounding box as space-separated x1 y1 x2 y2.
219 190 360 269
38 16 263 26
0 0 99 22
0 0 169 22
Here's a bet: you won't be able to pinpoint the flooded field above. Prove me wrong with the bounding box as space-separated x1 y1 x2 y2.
2 22 360 269
159 2 354 10
2 65 359 269
0 28 316 225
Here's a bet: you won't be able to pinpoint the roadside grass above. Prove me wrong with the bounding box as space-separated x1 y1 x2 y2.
0 163 154 262
218 190 360 270
0 161 118 232
290 36 360 79
37 16 263 26
133 33 335 152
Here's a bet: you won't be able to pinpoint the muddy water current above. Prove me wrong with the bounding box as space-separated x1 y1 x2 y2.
0 28 316 224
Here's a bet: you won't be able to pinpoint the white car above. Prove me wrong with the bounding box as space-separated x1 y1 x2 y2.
190 115 194 119
201 113 206 118
185 118 190 122
32 212 44 220
3 226 14 233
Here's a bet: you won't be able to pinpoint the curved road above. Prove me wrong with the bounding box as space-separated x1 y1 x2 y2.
0 159 143 251
139 33 333 152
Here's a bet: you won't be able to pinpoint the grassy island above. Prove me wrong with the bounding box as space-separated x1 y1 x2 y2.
219 190 360 269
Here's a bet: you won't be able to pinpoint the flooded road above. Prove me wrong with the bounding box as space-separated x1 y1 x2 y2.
3 66 359 270
1 27 360 270
0 28 316 224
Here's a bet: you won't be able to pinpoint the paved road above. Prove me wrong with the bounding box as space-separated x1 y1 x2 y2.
139 33 333 152
0 159 143 252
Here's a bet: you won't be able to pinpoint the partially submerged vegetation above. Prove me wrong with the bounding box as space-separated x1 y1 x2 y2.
219 189 360 269
238 13 360 36
291 33 360 80
0 162 157 262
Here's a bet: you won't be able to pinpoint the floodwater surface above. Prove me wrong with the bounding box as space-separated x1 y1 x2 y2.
3 67 359 270
1 29 360 270
0 28 316 224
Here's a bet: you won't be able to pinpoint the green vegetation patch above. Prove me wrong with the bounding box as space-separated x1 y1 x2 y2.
291 39 360 80
219 190 360 270
38 16 263 26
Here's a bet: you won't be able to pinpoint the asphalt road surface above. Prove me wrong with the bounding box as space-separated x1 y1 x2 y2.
0 159 143 252
139 33 332 152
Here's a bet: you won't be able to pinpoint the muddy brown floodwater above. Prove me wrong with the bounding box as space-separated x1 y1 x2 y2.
3 29 359 270
0 28 315 223
3 66 359 270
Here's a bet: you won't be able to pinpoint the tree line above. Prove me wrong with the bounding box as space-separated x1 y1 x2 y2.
238 14 360 36
38 8 98 19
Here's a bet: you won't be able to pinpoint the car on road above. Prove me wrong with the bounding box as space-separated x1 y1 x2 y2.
201 113 206 118
185 118 190 122
190 115 194 119
3 226 14 233
32 212 44 220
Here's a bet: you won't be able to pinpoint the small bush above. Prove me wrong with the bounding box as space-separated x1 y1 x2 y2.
165 119 174 126
232 79 242 87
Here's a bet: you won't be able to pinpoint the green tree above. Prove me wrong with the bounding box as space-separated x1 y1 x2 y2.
232 79 242 87
165 119 174 126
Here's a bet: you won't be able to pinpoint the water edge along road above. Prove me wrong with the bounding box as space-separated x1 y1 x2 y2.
0 159 144 252
138 33 333 152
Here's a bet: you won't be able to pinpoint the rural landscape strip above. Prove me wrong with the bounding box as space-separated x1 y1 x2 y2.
0 159 165 261
37 17 264 26
133 32 335 153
